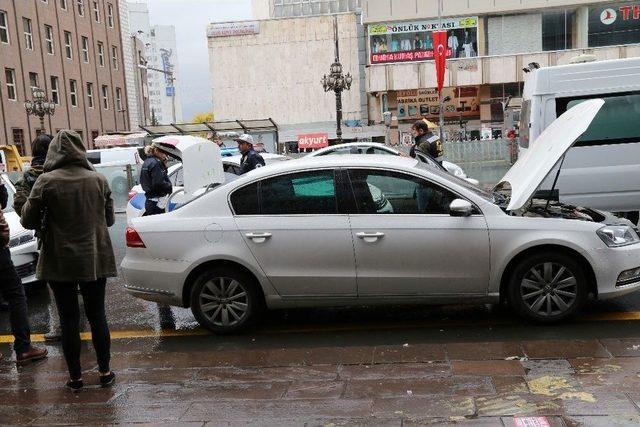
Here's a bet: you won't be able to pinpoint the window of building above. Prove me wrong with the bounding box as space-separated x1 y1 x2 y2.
348 169 458 215
77 0 84 16
70 79 78 106
97 41 104 66
12 129 25 156
261 170 337 215
101 84 108 109
86 82 94 107
29 72 39 93
0 10 9 44
50 75 59 104
107 3 114 27
93 1 100 22
81 36 89 62
23 18 33 50
542 10 575 51
111 45 118 69
115 87 122 110
64 31 72 59
5 68 17 101
44 24 54 54
60 0 67 10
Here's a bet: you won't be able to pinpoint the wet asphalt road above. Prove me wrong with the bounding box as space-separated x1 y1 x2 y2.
2 213 640 350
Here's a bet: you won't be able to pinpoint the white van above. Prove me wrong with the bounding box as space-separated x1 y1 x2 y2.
520 57 640 223
86 147 142 201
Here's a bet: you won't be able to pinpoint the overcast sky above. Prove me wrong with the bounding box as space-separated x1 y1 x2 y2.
147 0 252 121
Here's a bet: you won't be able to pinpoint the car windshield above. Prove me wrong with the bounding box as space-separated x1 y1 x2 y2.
415 162 494 203
1 176 15 212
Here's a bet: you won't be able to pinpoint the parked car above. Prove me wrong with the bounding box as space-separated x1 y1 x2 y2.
122 100 640 333
1 174 39 285
306 142 472 181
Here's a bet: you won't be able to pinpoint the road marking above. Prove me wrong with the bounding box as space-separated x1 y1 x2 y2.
1 310 640 344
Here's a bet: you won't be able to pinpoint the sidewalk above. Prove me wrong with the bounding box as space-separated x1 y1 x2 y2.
1 336 640 425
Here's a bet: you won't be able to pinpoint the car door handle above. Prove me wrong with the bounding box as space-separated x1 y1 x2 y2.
356 232 385 243
245 232 272 243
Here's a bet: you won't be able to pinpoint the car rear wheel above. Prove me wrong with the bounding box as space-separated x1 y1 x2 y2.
190 267 262 334
507 252 588 324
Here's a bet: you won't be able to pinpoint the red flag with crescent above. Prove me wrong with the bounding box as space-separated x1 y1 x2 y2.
432 30 447 93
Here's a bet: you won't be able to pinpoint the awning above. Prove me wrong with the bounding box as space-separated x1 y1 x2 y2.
140 119 278 136
278 122 386 143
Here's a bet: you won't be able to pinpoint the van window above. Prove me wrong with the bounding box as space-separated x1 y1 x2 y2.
518 100 531 148
86 151 101 164
557 92 640 146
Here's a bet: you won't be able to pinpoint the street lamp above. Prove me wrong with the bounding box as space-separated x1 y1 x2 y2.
25 87 55 132
321 15 353 145
382 111 392 145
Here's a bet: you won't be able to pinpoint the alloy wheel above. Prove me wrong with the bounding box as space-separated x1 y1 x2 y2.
198 277 249 327
520 262 578 317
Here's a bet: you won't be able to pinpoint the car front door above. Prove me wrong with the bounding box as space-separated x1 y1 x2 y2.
346 168 490 296
231 169 357 297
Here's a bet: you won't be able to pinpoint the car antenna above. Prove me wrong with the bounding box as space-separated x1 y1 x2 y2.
545 154 566 212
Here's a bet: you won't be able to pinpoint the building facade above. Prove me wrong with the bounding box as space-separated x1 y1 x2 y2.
0 0 129 154
363 0 640 140
253 0 362 19
127 1 182 125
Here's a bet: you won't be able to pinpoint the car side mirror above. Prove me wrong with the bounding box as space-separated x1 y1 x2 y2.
450 199 473 217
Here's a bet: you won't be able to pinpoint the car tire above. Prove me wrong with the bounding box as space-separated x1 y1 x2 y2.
507 252 588 324
190 267 262 334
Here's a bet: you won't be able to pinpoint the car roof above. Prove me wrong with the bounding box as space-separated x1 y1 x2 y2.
223 153 287 165
310 142 398 156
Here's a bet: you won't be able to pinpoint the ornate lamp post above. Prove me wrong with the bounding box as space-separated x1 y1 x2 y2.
25 87 55 133
321 15 353 145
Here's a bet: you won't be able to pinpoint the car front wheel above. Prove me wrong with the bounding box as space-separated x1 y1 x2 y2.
507 252 588 323
190 267 262 334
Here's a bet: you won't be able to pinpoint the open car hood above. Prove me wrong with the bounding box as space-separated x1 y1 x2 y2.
152 135 225 197
495 99 604 211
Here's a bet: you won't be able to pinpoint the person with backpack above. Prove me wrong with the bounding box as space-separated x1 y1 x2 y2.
410 120 444 163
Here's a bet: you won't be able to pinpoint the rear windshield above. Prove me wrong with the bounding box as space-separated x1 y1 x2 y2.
518 100 531 149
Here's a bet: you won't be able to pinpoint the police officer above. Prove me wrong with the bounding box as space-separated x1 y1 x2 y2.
410 120 444 164
140 143 172 216
236 134 265 174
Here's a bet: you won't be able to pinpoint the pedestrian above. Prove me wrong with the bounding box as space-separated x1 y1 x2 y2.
410 120 444 163
140 142 172 216
21 130 117 391
213 136 226 148
12 134 63 342
236 134 265 174
0 176 48 365
0 177 8 312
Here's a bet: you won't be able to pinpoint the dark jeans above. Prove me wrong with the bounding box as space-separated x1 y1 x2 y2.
0 247 31 355
143 200 164 216
50 279 111 380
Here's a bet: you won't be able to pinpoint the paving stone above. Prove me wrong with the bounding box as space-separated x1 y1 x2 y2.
446 341 525 361
339 363 451 380
404 418 504 426
522 340 610 360
491 376 530 395
301 346 376 365
559 391 639 416
0 385 125 405
372 396 475 418
115 382 289 403
565 415 640 427
304 417 401 426
284 380 345 399
0 405 48 425
191 365 339 384
522 359 575 377
33 402 192 424
599 339 640 358
569 357 640 376
344 376 492 399
475 394 564 417
373 343 447 363
452 360 525 376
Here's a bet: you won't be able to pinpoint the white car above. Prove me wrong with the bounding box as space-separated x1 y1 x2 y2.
122 99 640 333
306 142 471 180
2 174 39 285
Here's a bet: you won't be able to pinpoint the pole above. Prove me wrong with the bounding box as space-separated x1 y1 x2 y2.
39 115 45 132
334 15 341 144
171 75 176 123
438 0 445 143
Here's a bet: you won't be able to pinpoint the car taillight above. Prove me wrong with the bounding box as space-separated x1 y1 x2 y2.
126 227 146 248
128 190 138 201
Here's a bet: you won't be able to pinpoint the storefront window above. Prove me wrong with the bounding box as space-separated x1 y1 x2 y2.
542 10 574 51
589 2 640 47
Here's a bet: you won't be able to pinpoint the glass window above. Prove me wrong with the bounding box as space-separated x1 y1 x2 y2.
12 129 25 156
50 76 59 104
348 169 458 215
115 87 122 110
70 79 78 106
93 1 100 22
107 3 114 27
542 10 574 51
260 170 337 215
111 45 118 69
23 18 33 50
86 82 94 107
64 31 72 59
77 0 84 16
44 24 54 54
5 68 17 101
558 92 640 146
101 84 108 109
518 99 531 148
97 41 104 66
230 183 258 215
81 36 89 62
0 10 8 44
60 0 67 10
29 72 39 92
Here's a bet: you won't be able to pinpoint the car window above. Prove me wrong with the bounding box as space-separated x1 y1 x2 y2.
230 182 259 215
170 167 184 187
348 169 459 215
260 170 337 215
1 176 14 212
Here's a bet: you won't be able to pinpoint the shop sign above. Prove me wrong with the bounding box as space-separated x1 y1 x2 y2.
368 16 478 65
298 133 329 149
588 2 640 47
207 22 260 38
396 87 480 121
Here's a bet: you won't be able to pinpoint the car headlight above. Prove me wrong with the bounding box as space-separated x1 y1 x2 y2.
8 231 36 248
597 225 640 247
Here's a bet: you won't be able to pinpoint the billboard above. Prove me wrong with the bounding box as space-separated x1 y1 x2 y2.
396 87 480 121
368 16 479 64
207 22 260 38
589 2 640 47
298 133 329 149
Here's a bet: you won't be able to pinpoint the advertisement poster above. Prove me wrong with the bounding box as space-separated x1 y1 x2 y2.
589 2 640 47
298 133 329 149
396 87 480 121
368 16 478 64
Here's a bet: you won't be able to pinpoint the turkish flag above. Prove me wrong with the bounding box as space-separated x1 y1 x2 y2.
432 30 447 93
